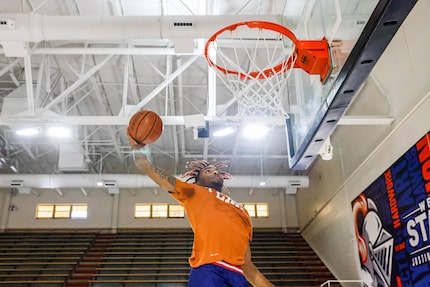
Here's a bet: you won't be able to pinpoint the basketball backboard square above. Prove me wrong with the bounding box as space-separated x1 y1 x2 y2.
282 0 418 169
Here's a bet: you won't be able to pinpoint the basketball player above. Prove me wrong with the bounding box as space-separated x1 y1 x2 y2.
128 134 276 287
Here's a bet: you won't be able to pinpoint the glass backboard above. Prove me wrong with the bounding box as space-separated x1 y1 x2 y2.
281 0 418 170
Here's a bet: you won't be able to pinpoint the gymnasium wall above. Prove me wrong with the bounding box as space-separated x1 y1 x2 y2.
296 0 430 283
0 191 7 231
0 186 290 231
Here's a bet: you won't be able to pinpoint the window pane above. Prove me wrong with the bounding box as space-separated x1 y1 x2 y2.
54 205 71 218
152 204 168 218
169 205 185 218
256 203 268 217
243 204 256 217
71 205 88 219
135 204 151 218
36 205 54 219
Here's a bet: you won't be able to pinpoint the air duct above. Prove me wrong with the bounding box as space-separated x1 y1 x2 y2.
0 14 279 42
0 14 279 55
0 174 308 189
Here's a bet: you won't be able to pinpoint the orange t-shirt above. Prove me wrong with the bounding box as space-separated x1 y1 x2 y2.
170 179 253 268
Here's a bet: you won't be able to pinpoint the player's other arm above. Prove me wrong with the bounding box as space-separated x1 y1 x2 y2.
128 133 176 192
242 244 276 287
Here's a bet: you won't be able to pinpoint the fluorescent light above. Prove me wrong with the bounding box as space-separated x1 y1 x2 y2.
242 124 268 139
259 181 266 186
15 127 41 136
213 126 236 137
47 127 72 138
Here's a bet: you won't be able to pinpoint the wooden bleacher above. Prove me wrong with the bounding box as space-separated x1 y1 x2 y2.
0 230 335 287
0 232 97 286
251 231 335 286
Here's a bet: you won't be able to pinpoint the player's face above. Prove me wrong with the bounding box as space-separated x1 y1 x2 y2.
196 166 223 191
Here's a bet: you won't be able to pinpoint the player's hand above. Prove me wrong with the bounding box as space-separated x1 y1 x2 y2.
127 131 146 150
127 131 152 163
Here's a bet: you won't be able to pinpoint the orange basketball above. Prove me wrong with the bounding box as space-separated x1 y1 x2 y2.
128 110 163 144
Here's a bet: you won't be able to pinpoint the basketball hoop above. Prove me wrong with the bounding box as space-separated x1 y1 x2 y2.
204 21 331 122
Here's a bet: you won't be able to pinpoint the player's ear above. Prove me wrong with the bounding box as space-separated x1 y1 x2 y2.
194 173 202 184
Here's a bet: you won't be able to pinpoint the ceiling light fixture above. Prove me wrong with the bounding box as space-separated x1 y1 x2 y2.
242 123 268 139
213 126 236 137
15 127 41 136
47 126 72 138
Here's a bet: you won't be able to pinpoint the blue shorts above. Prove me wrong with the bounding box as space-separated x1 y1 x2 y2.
188 261 249 287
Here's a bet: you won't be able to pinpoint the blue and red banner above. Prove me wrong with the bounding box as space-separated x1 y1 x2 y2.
352 131 430 287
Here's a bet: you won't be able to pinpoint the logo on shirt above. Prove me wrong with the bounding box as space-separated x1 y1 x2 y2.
215 190 245 212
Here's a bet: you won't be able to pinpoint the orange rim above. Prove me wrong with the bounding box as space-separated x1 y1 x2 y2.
204 21 298 80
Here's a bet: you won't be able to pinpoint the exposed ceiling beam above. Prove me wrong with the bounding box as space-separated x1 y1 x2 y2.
23 53 35 115
0 58 21 77
0 115 394 126
130 55 199 115
41 54 114 112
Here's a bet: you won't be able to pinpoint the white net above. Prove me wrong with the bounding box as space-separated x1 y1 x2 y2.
206 22 297 123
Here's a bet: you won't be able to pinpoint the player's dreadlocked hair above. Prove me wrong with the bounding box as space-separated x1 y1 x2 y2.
182 159 232 194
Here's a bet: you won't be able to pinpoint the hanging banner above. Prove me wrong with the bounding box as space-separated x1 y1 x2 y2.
352 131 430 287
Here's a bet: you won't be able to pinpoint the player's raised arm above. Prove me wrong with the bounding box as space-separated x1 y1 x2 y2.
128 132 176 192
127 110 176 192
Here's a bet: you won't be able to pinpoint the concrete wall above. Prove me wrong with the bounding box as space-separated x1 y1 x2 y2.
297 0 430 282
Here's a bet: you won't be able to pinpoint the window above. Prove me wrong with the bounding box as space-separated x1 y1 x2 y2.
243 203 269 218
36 204 88 219
36 205 54 219
135 204 185 218
243 204 255 217
71 205 88 219
135 204 151 218
54 205 71 218
152 204 168 218
256 203 269 217
169 205 185 218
